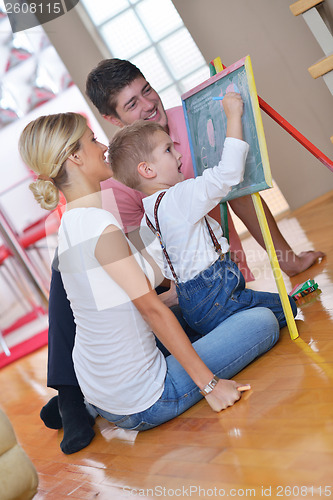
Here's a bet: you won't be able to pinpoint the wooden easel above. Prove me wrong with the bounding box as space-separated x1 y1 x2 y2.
210 57 302 340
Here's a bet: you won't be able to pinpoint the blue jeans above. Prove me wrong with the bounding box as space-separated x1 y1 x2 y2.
90 307 280 431
177 256 297 335
155 304 203 356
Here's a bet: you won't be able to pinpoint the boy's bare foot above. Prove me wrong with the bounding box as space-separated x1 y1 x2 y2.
280 250 325 277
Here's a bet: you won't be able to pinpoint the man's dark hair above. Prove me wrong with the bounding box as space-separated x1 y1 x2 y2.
86 58 144 117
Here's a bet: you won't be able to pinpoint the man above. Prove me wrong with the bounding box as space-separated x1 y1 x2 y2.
88 59 250 280
41 59 324 454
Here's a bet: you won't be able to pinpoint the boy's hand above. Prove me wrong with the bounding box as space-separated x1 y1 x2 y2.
222 92 244 119
223 92 244 140
204 378 241 412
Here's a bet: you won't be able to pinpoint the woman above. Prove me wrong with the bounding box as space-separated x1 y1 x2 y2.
19 112 280 431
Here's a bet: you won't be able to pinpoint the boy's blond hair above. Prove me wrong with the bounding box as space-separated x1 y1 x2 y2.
108 120 165 190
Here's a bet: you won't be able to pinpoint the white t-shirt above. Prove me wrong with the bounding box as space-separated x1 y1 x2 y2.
58 207 167 414
141 137 249 283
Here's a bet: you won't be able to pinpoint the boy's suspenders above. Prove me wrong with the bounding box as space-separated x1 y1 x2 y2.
145 191 224 284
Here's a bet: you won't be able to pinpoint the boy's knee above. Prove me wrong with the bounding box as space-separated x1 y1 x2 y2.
260 307 280 326
261 308 280 345
251 307 280 347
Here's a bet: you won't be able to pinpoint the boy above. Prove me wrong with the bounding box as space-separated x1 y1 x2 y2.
109 92 297 334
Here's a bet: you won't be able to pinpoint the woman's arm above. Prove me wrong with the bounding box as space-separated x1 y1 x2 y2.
133 289 241 411
126 227 178 307
95 225 240 411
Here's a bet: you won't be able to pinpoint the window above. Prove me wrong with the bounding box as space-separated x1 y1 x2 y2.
79 0 209 109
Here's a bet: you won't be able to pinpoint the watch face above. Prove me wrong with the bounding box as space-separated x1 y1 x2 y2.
200 376 219 395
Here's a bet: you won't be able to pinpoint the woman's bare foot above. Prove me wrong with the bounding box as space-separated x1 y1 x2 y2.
280 250 325 277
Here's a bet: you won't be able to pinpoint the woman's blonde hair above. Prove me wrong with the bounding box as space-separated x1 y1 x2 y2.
19 112 87 210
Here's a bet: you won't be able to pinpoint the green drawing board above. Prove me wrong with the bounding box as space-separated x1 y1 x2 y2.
181 56 272 202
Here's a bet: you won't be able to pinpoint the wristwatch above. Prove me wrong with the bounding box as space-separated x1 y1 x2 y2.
199 375 219 396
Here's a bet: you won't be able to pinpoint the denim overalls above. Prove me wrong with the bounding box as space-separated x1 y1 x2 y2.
146 192 297 335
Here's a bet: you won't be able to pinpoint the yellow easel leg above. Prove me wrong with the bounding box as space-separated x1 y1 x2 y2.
213 57 224 73
251 192 299 340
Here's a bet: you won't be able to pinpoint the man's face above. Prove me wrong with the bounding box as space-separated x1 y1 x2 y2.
105 76 168 131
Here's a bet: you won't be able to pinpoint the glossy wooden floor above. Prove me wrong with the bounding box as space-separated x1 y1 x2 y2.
1 192 332 500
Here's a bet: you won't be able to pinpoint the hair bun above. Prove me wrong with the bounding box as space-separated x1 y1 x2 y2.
38 174 54 184
29 179 59 211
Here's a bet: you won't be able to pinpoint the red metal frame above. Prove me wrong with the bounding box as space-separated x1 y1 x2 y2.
258 96 333 172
